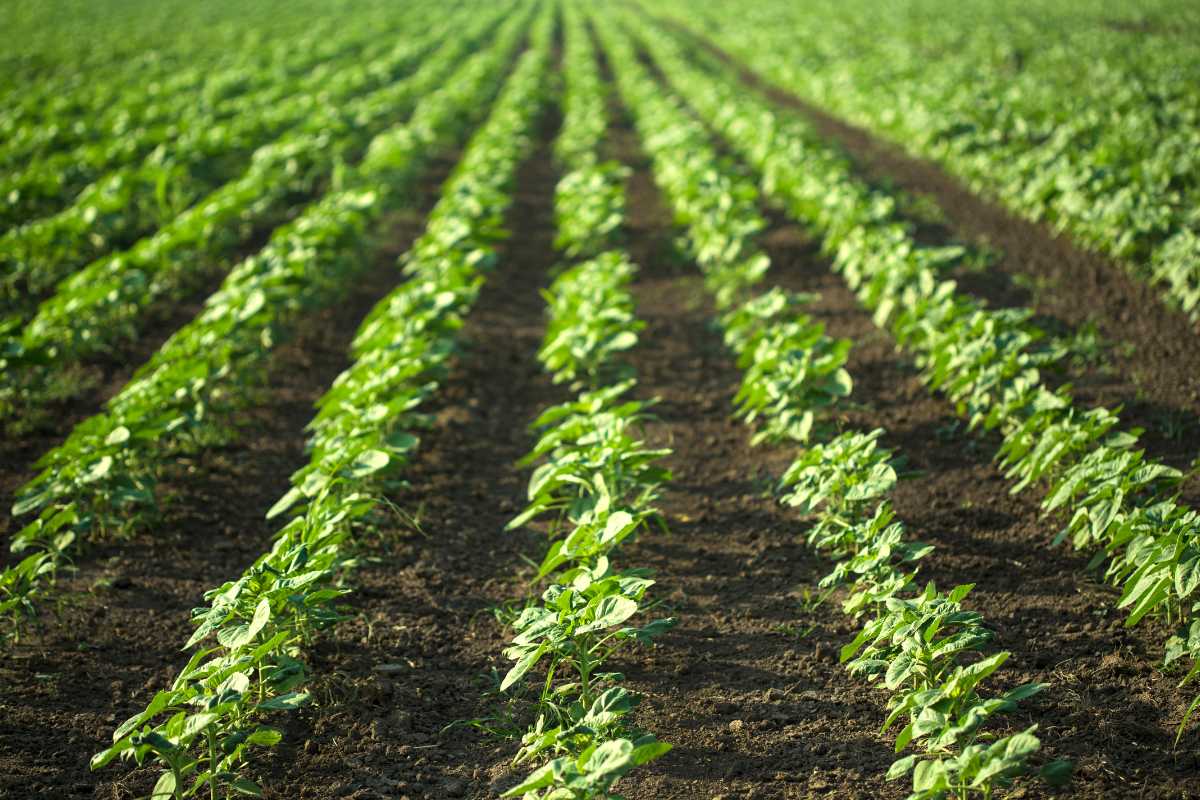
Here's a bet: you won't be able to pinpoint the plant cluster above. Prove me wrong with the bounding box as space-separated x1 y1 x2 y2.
630 11 1200 741
501 268 674 800
0 0 417 191
0 6 534 642
0 16 341 228
88 16 552 798
595 12 1069 797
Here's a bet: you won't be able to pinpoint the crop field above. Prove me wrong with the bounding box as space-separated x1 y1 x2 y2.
2 0 1200 798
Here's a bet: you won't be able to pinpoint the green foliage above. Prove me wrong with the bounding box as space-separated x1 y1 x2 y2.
0 13 501 419
661 0 1200 321
1 5 536 640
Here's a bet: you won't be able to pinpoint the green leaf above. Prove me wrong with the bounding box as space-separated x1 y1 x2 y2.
237 289 267 321
947 584 974 604
266 487 304 520
885 754 918 781
229 777 264 796
105 426 131 446
257 691 309 711
85 455 114 482
245 728 283 747
608 330 639 352
630 739 671 766
89 738 134 771
11 491 48 517
182 712 219 738
151 770 177 799
245 597 271 643
349 449 389 478
501 758 566 796
583 739 635 777
578 595 639 634
600 510 635 545
1176 557 1200 601
501 643 547 692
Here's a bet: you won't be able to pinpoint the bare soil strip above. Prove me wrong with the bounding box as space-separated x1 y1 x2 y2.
755 212 1200 798
600 113 904 799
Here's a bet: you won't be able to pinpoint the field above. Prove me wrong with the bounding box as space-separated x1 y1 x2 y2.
2 1 1199 798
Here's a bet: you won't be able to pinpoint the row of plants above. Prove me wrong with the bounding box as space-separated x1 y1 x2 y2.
500 14 673 790
500 254 674 797
0 5 534 643
592 11 1070 797
1 30 289 171
630 14 1200 739
550 1 629 261
648 0 1200 322
0 7 506 420
0 9 445 316
87 14 554 798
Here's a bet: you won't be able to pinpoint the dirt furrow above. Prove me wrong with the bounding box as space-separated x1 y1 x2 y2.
595 96 903 800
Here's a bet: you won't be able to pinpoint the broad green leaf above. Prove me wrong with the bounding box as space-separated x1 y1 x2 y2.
630 739 671 766
229 778 264 796
578 595 639 634
84 455 114 482
349 449 390 478
105 426 131 446
257 691 309 711
1176 557 1200 601
501 757 567 796
245 728 282 747
182 712 219 738
266 487 304 520
245 597 271 643
885 754 918 781
89 738 134 771
501 643 547 692
151 770 177 800
582 738 634 777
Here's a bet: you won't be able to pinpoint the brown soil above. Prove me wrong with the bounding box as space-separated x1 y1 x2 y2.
651 16 1200 488
599 110 904 800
